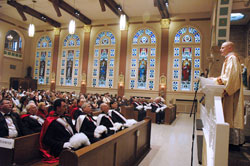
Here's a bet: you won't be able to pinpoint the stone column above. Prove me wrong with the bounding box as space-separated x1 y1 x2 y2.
80 25 91 94
159 19 170 99
118 24 128 97
50 28 60 92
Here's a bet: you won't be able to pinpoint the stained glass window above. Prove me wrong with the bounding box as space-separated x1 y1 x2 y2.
149 80 154 89
108 79 113 87
174 47 180 56
130 80 135 89
149 70 155 78
194 70 200 79
195 47 200 56
131 59 137 67
172 81 178 91
150 48 156 56
34 36 53 85
193 82 199 91
140 36 149 44
172 26 201 91
93 69 97 77
132 48 137 56
150 59 155 67
173 59 179 68
131 69 136 78
48 60 51 66
92 31 116 88
130 28 157 90
60 34 80 86
182 35 192 43
109 69 114 77
175 34 181 43
95 49 99 57
194 59 200 68
92 79 97 87
173 70 179 79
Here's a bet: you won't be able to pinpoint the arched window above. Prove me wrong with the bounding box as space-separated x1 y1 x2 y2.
172 26 201 91
129 28 157 90
4 30 23 59
92 31 116 88
34 36 53 84
60 34 81 86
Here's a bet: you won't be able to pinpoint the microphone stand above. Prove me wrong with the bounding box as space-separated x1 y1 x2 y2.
190 79 200 166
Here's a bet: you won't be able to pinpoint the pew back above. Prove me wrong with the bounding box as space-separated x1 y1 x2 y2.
0 133 41 166
59 118 151 166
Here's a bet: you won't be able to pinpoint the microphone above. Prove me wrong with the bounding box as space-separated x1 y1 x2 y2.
199 95 205 103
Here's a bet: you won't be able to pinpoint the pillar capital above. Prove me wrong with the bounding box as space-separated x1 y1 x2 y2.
83 25 91 33
53 28 60 35
161 19 170 29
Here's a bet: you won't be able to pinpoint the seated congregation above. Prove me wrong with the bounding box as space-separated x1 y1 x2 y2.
0 88 169 165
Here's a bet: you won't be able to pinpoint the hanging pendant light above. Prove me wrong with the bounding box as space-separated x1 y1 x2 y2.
28 23 35 37
28 0 36 37
68 19 75 34
69 0 76 34
120 14 126 30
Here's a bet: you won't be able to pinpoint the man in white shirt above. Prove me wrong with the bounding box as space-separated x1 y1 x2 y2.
0 99 23 137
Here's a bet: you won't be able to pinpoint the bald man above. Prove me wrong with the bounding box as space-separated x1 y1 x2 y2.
217 41 244 148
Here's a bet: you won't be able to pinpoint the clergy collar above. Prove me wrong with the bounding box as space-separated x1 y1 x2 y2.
225 52 234 59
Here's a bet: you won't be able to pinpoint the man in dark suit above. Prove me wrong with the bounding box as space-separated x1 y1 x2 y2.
40 99 77 160
0 99 23 138
21 102 43 135
97 103 123 135
76 103 107 143
71 98 85 120
151 97 166 124
133 98 146 121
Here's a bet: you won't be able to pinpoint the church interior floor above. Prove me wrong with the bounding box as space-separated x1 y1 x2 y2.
139 113 201 166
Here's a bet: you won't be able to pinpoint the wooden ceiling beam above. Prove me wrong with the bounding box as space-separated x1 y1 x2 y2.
51 0 62 17
48 0 91 25
16 6 27 21
99 0 106 12
156 0 169 19
7 0 61 27
102 0 129 20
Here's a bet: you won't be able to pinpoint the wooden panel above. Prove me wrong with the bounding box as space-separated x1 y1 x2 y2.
0 147 13 166
136 122 150 158
146 110 156 123
121 106 135 119
116 131 136 166
176 100 193 113
60 119 151 166
14 133 41 164
165 106 176 125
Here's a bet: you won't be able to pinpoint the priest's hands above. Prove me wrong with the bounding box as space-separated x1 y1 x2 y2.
223 90 228 97
217 77 223 85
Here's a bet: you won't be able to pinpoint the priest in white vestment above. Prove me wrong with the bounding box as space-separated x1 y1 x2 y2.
216 41 244 146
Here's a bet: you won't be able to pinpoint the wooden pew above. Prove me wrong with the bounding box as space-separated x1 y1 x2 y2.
165 105 176 125
0 118 151 166
121 105 137 120
0 133 47 166
146 110 156 123
146 105 176 125
59 118 151 166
